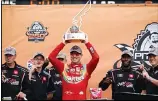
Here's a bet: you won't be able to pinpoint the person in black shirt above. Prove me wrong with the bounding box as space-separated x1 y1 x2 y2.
2 46 30 100
98 50 145 99
28 52 55 100
140 47 158 94
46 52 67 100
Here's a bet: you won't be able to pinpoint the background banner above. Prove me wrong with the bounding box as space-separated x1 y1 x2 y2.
2 4 158 99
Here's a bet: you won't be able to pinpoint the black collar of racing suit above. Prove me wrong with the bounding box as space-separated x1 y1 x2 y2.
154 65 158 71
4 61 18 70
34 70 44 76
120 66 132 72
42 61 49 71
149 65 158 73
152 65 158 72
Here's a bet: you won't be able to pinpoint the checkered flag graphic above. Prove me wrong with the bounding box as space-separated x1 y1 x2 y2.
114 44 134 53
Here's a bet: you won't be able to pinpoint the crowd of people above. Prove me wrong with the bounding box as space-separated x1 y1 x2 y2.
2 39 158 100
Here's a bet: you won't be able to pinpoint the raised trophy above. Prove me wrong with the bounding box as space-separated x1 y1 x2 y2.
64 25 87 43
63 0 91 43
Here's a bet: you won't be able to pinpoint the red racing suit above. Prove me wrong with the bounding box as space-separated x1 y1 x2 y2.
48 42 99 100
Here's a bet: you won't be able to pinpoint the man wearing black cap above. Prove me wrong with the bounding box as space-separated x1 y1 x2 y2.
99 50 145 99
140 47 158 94
28 52 55 100
2 46 30 100
48 37 99 100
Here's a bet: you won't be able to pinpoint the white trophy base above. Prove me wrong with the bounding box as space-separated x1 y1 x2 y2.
64 32 86 43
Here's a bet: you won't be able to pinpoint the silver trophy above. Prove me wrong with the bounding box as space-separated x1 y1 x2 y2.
64 25 87 43
63 0 91 43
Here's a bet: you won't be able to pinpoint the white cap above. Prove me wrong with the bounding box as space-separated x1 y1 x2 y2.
4 46 16 55
121 50 133 57
56 53 67 59
148 47 158 56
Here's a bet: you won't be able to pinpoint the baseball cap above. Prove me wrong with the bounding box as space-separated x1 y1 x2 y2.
56 53 66 59
148 47 158 56
4 46 16 55
70 45 82 54
121 50 133 57
33 52 45 59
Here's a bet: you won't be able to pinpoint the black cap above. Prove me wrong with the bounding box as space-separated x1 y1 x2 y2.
33 52 45 59
70 45 82 54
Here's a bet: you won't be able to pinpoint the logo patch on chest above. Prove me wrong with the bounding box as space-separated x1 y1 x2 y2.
117 74 123 77
62 65 87 84
128 74 134 80
13 70 18 75
129 74 134 78
42 77 47 81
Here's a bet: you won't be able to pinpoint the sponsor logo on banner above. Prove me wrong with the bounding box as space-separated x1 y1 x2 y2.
26 21 48 42
113 22 158 69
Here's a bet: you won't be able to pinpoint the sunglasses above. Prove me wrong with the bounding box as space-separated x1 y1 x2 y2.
5 54 14 57
70 52 81 56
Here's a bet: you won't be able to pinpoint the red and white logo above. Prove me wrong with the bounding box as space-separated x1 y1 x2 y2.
90 88 102 99
42 77 46 81
65 91 73 95
70 68 75 74
129 74 134 78
13 70 18 75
